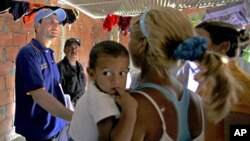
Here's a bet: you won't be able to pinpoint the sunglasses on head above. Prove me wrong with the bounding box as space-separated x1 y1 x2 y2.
65 38 81 48
68 38 80 43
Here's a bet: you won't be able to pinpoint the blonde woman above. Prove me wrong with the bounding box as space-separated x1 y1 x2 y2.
128 7 206 141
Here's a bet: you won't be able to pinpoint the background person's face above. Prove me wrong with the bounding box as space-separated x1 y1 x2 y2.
64 42 79 60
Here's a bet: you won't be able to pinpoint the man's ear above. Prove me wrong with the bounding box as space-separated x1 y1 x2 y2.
87 67 95 80
34 24 39 32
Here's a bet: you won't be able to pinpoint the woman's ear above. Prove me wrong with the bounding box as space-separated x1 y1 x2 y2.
87 67 95 80
219 41 230 55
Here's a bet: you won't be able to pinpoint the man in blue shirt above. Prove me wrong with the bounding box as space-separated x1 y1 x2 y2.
15 8 73 141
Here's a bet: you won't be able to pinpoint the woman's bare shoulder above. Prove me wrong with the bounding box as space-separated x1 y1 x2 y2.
129 90 164 140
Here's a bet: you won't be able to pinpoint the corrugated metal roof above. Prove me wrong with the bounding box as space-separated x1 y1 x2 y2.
58 0 242 19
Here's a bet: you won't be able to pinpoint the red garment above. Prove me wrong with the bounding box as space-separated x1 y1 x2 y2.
103 14 120 31
23 2 45 24
118 16 132 36
29 2 45 11
103 14 132 36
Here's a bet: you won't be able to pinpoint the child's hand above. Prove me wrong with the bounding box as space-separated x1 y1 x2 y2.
113 88 138 115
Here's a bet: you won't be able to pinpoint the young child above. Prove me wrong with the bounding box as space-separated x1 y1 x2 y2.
69 40 137 141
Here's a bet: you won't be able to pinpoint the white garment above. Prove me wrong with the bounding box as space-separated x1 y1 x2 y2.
176 61 199 92
53 124 70 141
176 58 250 93
59 83 74 110
69 82 120 141
129 68 141 89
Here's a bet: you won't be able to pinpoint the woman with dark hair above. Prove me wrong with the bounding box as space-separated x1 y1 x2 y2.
195 21 239 57
194 21 250 141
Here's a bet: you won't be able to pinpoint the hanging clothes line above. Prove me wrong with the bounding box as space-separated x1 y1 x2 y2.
103 14 132 36
0 0 79 25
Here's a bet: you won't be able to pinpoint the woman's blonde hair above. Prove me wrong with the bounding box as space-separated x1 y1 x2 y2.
130 7 193 77
196 52 250 123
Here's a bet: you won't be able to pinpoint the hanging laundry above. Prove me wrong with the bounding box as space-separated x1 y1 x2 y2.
22 5 58 24
103 14 120 31
8 1 80 25
9 1 30 21
118 16 132 36
22 2 46 24
61 8 79 25
0 0 13 14
22 6 78 25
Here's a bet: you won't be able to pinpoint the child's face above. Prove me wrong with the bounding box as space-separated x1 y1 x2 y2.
88 55 129 95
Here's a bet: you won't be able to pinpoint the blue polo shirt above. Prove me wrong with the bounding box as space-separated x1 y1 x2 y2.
15 39 67 140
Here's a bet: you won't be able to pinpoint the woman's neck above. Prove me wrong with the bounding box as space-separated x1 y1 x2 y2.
140 67 183 99
140 67 168 84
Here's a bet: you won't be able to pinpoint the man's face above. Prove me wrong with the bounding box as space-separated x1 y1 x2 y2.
64 42 80 61
36 14 60 39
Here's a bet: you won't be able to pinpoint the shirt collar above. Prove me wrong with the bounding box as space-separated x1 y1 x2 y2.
31 38 54 53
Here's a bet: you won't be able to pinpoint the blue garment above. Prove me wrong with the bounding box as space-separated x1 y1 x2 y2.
15 39 67 140
135 83 191 141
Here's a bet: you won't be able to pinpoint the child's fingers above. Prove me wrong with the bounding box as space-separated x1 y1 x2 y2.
114 88 129 98
113 88 137 103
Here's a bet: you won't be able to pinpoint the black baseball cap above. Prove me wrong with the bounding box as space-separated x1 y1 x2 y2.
64 38 81 48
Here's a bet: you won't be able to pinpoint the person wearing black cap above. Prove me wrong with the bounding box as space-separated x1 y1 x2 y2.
15 8 73 141
57 38 86 106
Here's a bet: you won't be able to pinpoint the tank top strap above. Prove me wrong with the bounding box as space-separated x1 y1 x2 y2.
135 83 191 141
134 91 171 141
